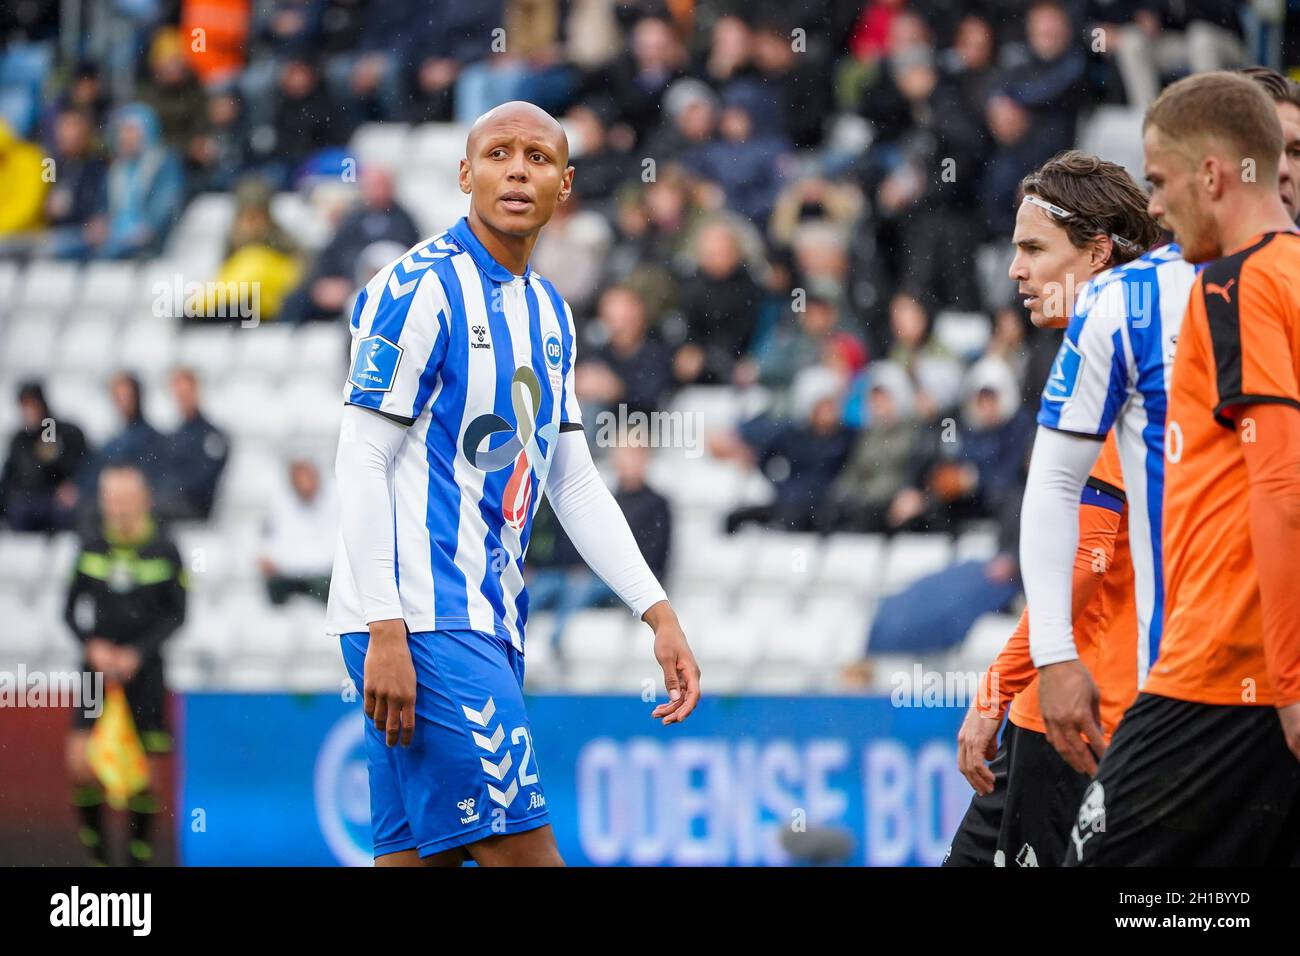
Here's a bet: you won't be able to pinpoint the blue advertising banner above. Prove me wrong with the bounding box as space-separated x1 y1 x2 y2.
179 694 968 866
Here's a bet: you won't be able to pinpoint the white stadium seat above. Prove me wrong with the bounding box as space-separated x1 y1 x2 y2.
19 260 81 312
0 532 50 591
0 260 21 308
350 122 412 166
2 315 59 375
814 533 886 595
53 317 122 376
77 261 139 311
881 534 954 595
177 325 237 378
294 324 350 379
406 122 470 169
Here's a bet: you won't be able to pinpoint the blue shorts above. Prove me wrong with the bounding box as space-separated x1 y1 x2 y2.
340 628 550 859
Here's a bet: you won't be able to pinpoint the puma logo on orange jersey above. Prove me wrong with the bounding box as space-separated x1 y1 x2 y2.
1205 278 1236 303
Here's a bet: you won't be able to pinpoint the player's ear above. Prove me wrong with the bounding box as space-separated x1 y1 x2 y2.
458 158 472 195
1090 234 1113 270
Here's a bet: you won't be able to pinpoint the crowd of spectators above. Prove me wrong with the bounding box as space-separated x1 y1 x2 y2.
0 0 1279 629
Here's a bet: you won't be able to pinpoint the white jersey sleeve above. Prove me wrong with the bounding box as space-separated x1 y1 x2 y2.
343 266 451 426
1037 275 1132 438
1020 426 1105 667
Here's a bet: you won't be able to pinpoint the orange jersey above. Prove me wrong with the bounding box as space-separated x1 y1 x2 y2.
1145 231 1300 706
983 435 1140 738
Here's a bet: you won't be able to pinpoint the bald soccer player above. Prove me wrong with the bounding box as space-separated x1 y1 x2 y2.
327 102 701 867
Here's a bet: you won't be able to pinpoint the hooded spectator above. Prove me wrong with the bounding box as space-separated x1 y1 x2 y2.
822 360 918 533
0 383 91 532
97 103 186 259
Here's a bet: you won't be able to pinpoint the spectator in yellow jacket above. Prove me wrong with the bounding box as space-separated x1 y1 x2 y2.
0 118 49 235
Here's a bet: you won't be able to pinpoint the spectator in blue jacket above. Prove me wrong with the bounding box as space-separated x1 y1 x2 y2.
95 103 185 259
159 368 228 521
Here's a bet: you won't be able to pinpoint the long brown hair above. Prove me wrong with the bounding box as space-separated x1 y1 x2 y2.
1018 150 1161 266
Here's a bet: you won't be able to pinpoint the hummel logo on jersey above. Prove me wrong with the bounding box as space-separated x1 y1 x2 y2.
1205 277 1235 303
457 798 479 825
471 324 492 349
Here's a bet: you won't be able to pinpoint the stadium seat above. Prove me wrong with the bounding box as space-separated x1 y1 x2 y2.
0 592 47 657
749 531 821 587
288 656 350 693
177 325 236 378
350 122 413 167
216 659 288 692
559 609 635 666
0 260 22 308
294 324 350 379
748 660 819 693
19 260 81 312
1078 105 1145 182
45 376 116 445
167 193 235 258
672 527 755 595
76 262 138 312
229 607 297 659
53 317 122 376
934 311 993 361
280 378 344 442
214 448 280 519
953 612 1021 675
2 314 59 375
270 192 332 251
955 524 1001 563
406 122 470 169
0 532 51 590
119 320 180 381
813 533 886 595
232 320 296 376
881 534 954 594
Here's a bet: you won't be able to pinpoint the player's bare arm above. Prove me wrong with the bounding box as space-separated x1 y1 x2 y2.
364 618 416 748
643 600 700 725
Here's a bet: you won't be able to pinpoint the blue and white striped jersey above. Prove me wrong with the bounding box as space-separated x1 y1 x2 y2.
1036 243 1199 682
325 216 581 649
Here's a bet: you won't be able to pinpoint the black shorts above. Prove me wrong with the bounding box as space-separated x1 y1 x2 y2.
945 721 1090 867
73 654 172 754
1064 693 1300 866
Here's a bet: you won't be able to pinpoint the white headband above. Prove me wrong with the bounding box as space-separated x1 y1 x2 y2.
1021 193 1138 253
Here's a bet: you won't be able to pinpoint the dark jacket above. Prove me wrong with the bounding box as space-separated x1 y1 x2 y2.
164 412 229 520
64 520 187 659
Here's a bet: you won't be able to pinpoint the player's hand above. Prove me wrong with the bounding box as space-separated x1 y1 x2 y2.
1038 660 1106 775
86 638 118 680
1278 702 1300 763
956 703 1001 795
115 646 141 683
643 602 700 725
365 619 417 747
